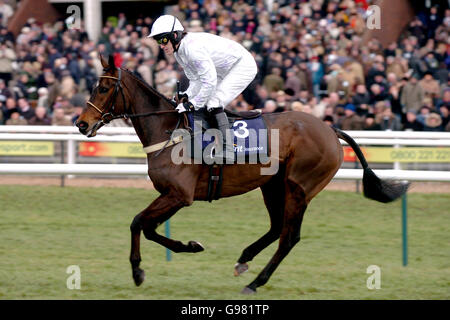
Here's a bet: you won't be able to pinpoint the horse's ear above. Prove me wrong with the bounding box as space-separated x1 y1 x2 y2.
108 55 116 69
100 54 108 69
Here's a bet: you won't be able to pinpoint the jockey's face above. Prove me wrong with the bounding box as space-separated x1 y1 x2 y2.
156 34 175 56
156 32 179 56
160 40 174 56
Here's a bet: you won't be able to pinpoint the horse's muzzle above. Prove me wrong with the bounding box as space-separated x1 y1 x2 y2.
76 120 89 135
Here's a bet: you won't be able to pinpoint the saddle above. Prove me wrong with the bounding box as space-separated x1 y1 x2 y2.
183 108 267 203
224 109 262 120
187 108 262 131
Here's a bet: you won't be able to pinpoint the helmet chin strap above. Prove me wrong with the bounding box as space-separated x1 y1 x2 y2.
172 34 181 53
169 16 180 52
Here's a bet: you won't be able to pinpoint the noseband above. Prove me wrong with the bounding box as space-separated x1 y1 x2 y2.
86 68 128 125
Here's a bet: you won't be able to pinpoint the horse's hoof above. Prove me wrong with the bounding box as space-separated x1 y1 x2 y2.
234 263 249 276
133 268 145 287
241 286 257 295
188 241 205 253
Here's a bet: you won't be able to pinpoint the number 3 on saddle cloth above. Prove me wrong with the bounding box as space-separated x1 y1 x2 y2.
185 110 269 164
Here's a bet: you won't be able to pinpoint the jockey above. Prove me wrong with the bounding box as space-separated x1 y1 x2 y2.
148 15 258 163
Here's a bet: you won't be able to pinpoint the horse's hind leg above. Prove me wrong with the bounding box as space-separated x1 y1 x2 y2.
234 174 285 276
241 179 307 294
129 193 203 286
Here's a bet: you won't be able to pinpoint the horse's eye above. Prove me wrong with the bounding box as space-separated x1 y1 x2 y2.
99 86 109 94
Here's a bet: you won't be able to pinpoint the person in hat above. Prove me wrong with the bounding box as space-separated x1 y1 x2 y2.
338 103 364 130
419 71 440 100
400 72 425 114
363 113 382 131
147 14 258 162
376 105 402 131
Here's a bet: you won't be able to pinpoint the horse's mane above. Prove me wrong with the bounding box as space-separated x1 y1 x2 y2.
121 68 175 107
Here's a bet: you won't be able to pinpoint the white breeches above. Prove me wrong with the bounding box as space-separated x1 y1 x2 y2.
205 53 257 111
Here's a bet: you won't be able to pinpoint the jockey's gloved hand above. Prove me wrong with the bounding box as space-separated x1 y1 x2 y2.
173 93 189 105
176 101 195 113
178 93 189 103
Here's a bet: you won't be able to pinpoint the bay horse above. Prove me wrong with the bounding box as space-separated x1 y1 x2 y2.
75 55 408 294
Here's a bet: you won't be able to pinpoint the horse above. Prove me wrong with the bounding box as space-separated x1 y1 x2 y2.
75 55 408 294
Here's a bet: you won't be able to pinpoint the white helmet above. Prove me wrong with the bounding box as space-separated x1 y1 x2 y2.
148 15 184 38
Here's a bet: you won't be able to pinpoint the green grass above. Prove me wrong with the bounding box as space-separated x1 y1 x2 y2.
0 184 448 300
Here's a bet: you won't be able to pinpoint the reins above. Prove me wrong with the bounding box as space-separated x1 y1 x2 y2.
86 67 185 158
124 109 178 119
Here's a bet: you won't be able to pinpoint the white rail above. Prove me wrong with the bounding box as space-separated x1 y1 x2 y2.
0 164 146 175
0 133 140 142
1 133 450 146
1 126 450 139
0 127 449 182
0 164 449 182
0 126 135 134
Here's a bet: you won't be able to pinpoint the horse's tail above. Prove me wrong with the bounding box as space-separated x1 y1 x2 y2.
333 127 409 203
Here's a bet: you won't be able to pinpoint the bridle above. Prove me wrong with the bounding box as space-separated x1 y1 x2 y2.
86 67 178 125
86 67 185 157
86 67 130 126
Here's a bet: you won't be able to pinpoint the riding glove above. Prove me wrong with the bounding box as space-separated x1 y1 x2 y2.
178 93 189 104
172 92 189 105
176 101 195 113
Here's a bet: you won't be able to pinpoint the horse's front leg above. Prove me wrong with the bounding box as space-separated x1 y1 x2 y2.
129 193 203 286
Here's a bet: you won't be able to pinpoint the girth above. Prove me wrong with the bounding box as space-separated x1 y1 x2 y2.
207 164 223 202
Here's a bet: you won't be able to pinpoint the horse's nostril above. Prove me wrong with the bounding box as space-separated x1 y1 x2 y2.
77 121 88 130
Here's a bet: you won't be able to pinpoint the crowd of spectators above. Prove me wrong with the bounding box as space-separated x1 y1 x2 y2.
0 0 449 132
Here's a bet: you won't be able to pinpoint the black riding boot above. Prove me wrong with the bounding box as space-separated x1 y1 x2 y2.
212 109 235 163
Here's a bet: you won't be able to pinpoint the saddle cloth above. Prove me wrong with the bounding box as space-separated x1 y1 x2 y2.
185 110 269 163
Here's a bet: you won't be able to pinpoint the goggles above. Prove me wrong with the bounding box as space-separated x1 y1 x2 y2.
155 36 169 45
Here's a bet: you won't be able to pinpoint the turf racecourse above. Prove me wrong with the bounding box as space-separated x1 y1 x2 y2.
0 184 448 300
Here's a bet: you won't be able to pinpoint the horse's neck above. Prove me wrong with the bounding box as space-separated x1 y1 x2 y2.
128 82 178 148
